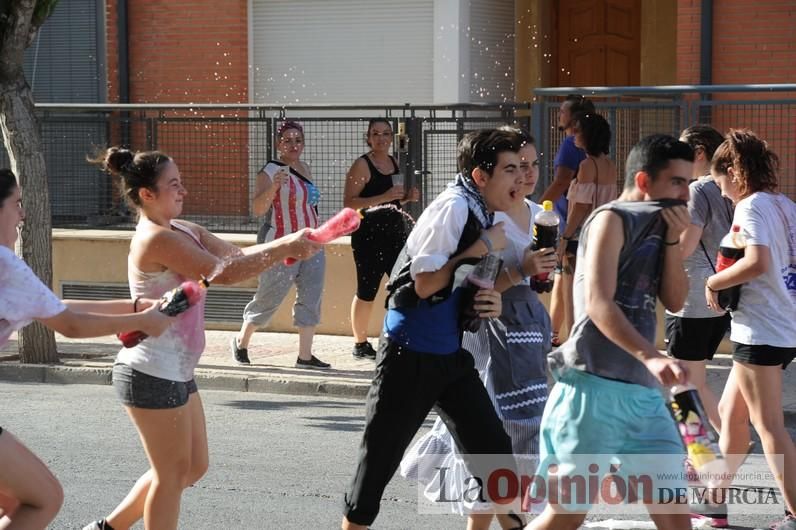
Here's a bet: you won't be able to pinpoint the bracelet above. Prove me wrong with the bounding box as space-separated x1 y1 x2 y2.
663 239 680 246
133 297 140 313
505 266 520 286
705 279 717 293
562 235 573 241
479 234 493 254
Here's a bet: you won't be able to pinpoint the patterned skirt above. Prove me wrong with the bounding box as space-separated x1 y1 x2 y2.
400 285 552 515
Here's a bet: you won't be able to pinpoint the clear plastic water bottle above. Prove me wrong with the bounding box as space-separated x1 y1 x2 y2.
715 225 746 311
531 200 559 293
461 251 503 332
467 251 502 290
668 383 728 488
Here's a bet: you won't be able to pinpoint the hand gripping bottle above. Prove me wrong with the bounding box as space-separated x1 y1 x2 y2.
461 251 503 332
284 207 362 265
118 277 209 348
531 200 560 293
668 383 727 488
715 225 746 311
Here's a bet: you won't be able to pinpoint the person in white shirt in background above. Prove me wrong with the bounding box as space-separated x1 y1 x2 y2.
706 130 796 530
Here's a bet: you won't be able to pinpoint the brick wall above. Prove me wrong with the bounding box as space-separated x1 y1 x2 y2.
677 0 796 198
678 0 796 85
105 0 251 217
676 0 701 85
106 0 248 104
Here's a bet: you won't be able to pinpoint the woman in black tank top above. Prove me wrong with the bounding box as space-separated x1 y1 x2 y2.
343 118 419 359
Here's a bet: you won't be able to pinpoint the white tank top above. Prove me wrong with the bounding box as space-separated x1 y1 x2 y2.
115 221 207 382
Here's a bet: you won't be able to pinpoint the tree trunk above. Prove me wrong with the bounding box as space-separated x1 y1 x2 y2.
0 74 59 364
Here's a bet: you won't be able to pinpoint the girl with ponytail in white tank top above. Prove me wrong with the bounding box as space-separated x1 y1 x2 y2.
81 148 320 530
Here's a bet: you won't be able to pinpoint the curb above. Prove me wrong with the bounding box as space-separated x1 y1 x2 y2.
0 363 370 400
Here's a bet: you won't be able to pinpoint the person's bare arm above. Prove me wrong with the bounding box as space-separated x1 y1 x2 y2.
252 168 287 217
38 304 172 339
413 230 501 300
139 224 319 286
343 158 402 209
678 224 704 259
493 248 556 292
658 205 691 313
583 210 688 386
64 299 137 314
705 244 770 311
540 165 575 203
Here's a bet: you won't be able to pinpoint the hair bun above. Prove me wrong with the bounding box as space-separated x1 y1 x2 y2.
105 147 135 175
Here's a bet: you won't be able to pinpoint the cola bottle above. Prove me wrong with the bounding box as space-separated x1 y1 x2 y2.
530 200 560 293
118 278 209 348
715 225 745 311
668 383 728 488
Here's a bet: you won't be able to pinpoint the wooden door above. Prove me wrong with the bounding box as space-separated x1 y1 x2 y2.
556 0 640 86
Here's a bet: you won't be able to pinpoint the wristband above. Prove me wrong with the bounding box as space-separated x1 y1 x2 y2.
663 239 680 246
479 234 493 254
562 235 573 241
133 297 141 313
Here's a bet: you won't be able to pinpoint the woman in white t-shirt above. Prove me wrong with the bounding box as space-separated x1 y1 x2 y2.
0 169 173 530
705 130 796 530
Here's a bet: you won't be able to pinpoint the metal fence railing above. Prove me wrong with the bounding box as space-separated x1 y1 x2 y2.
1 86 794 232
531 85 796 202
0 103 530 232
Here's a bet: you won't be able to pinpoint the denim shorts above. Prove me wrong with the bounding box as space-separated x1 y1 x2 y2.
112 363 197 409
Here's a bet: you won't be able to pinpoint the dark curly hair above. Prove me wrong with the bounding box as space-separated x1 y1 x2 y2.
572 111 610 156
88 147 172 208
711 129 779 196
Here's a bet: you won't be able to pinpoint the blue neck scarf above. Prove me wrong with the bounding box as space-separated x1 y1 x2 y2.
447 172 493 228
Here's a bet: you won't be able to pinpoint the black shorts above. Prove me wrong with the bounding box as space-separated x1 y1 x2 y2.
732 342 796 369
351 210 409 302
112 364 198 409
665 313 731 361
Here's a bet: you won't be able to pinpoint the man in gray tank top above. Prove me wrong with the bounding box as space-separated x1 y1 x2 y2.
526 135 695 529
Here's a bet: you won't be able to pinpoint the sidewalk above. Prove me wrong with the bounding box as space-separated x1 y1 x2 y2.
2 329 796 421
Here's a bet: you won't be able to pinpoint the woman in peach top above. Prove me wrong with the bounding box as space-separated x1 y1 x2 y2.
556 111 617 333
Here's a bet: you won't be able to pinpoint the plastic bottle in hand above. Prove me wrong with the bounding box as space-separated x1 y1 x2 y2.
531 200 560 293
461 251 503 332
668 383 727 488
284 207 362 265
118 278 209 348
715 225 746 311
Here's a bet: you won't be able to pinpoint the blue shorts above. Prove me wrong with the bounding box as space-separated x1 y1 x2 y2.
528 369 686 512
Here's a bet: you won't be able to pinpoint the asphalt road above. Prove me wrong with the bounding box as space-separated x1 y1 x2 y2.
0 382 791 529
